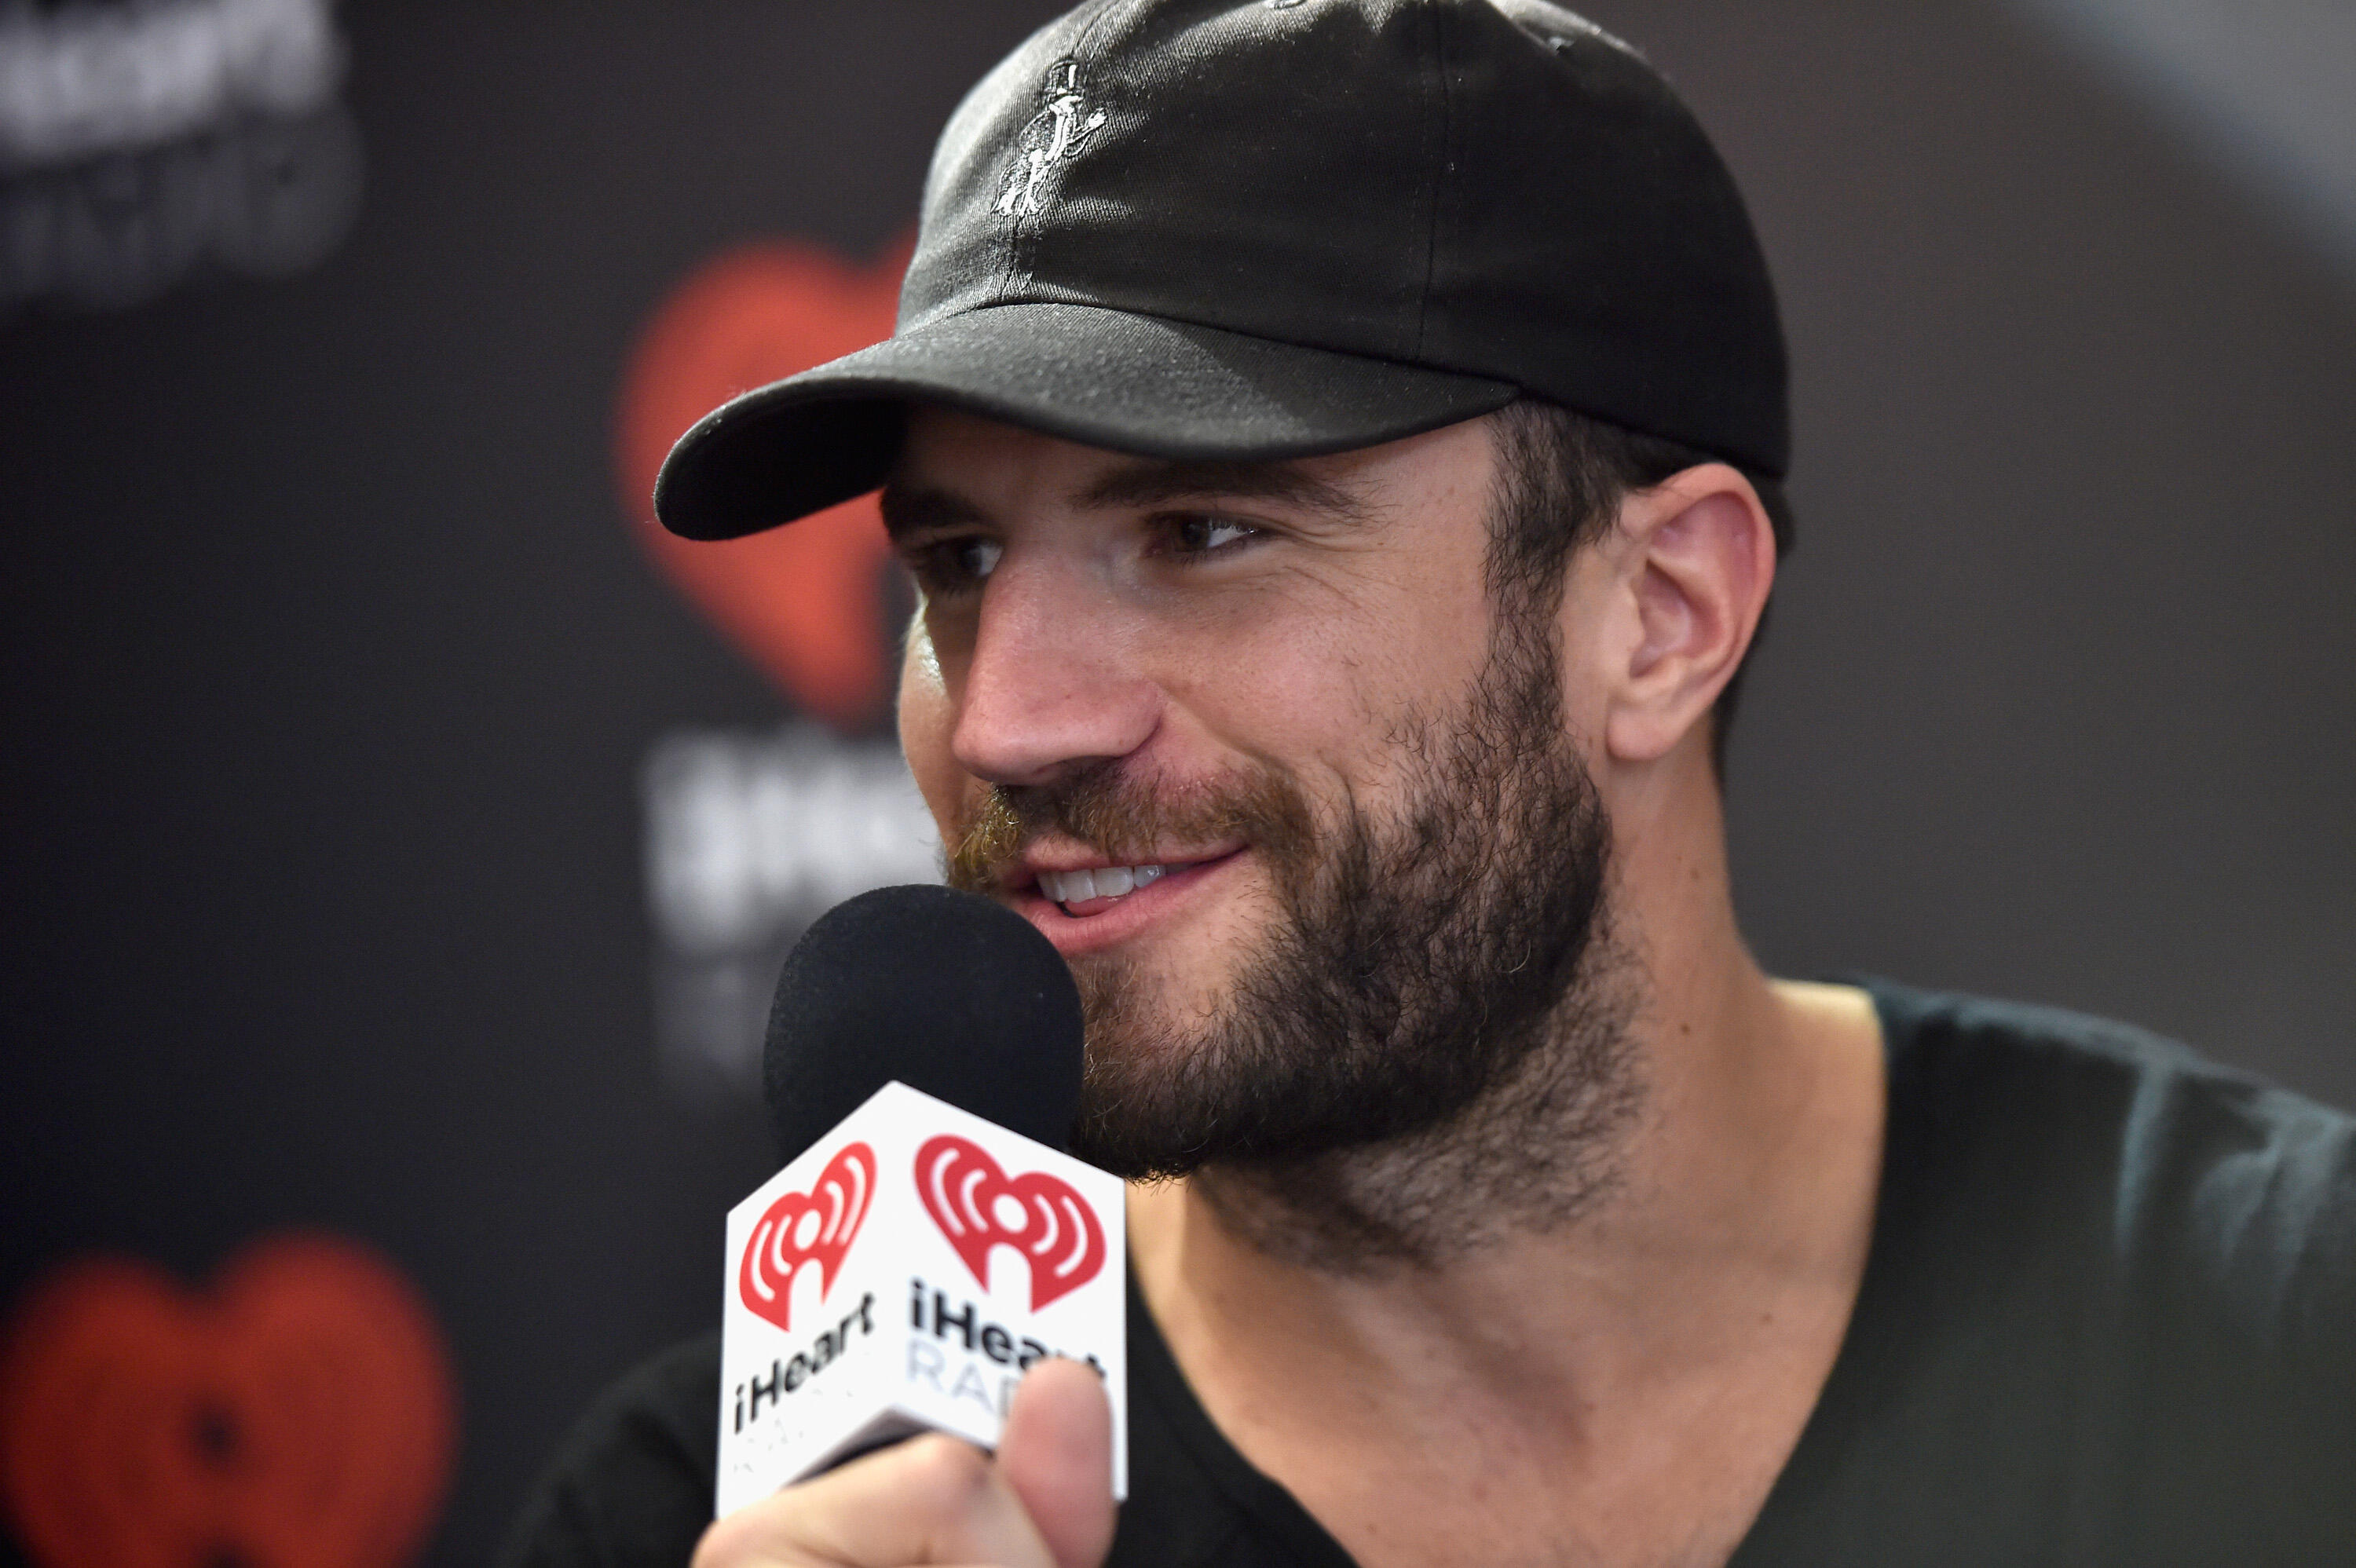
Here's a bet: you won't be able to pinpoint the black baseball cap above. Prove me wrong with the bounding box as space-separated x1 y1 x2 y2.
655 0 1787 543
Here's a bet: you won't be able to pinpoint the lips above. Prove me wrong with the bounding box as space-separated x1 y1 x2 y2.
1008 851 1242 954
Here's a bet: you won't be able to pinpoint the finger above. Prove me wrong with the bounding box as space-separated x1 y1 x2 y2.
996 1358 1116 1568
693 1433 1056 1568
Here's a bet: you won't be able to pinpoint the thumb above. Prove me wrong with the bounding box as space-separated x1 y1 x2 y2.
995 1357 1116 1568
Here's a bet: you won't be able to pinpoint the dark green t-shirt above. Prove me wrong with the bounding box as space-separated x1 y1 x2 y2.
501 983 2356 1566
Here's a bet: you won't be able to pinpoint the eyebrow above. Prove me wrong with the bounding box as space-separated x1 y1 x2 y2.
879 455 1374 540
878 483 990 541
1076 457 1372 522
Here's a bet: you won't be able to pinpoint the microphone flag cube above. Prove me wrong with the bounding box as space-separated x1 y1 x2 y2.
716 1081 1127 1517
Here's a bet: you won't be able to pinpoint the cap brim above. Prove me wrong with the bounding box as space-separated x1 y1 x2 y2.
652 302 1520 541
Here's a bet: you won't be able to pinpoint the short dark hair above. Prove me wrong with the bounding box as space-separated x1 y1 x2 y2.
1486 398 1791 777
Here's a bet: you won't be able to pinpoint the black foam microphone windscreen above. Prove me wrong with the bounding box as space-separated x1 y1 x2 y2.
764 884 1087 1164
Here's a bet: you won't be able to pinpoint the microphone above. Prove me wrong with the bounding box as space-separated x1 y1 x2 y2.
715 886 1128 1518
764 883 1086 1162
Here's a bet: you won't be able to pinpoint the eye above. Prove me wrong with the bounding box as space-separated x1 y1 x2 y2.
902 535 1003 595
1162 514 1261 559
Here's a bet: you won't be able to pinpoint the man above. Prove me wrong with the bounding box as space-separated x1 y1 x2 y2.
504 2 2356 1563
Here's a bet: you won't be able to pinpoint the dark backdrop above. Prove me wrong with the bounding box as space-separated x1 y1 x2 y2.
4 2 2350 1563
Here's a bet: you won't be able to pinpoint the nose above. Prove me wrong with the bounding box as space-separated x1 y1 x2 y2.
948 555 1161 788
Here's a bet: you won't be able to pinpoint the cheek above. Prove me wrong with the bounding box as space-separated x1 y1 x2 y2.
1155 573 1491 800
896 617 968 835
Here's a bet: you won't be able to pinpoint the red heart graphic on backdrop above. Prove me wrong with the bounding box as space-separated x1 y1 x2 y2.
616 235 913 733
738 1141 877 1333
0 1231 455 1568
915 1135 1107 1312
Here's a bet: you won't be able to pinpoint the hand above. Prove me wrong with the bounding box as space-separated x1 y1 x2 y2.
691 1357 1117 1568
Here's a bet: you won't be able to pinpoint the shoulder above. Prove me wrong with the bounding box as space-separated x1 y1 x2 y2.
1869 981 2356 1326
1857 983 2356 1552
496 1332 721 1568
1752 985 2356 1559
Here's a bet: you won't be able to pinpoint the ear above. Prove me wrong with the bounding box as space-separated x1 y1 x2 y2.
1598 464 1776 765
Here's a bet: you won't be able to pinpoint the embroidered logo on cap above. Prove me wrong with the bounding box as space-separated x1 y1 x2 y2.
994 59 1107 217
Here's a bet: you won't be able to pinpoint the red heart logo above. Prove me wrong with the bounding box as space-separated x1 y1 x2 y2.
915 1135 1107 1313
0 1231 455 1568
615 235 914 733
738 1140 878 1333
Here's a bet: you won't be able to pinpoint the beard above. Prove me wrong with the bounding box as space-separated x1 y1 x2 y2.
944 602 1640 1270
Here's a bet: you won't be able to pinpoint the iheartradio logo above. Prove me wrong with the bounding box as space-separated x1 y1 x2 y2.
915 1135 1107 1311
737 1141 876 1332
616 236 910 733
718 1084 1128 1508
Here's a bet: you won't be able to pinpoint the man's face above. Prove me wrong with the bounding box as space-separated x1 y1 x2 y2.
888 408 1621 1179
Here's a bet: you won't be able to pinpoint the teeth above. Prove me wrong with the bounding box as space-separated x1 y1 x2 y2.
1043 864 1173 907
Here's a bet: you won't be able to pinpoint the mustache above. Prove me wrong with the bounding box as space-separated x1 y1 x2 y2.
945 761 1315 893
